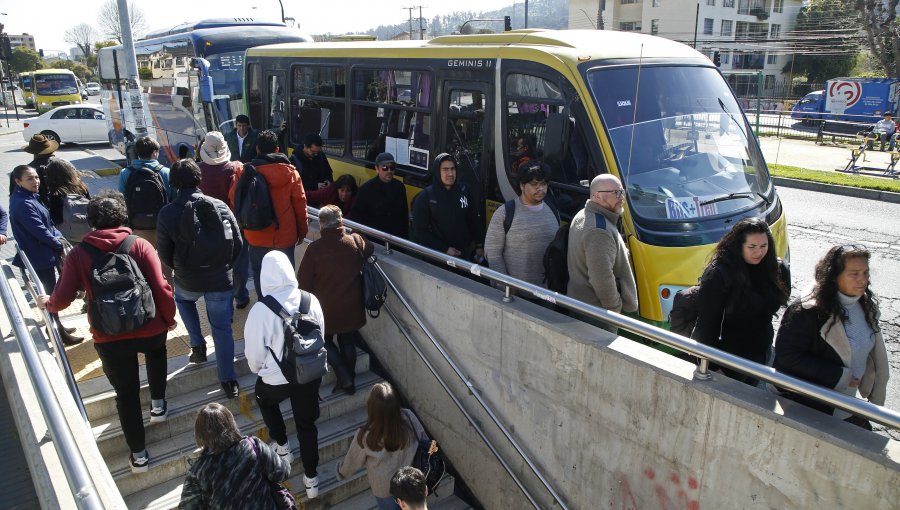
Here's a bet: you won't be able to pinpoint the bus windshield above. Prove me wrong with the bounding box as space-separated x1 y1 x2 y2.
588 65 772 221
205 50 246 135
35 74 79 96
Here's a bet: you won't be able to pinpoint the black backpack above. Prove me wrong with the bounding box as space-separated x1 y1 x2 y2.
177 196 235 271
82 236 156 335
124 165 168 230
261 293 328 385
353 236 387 318
501 197 559 234
233 163 279 231
414 438 447 496
542 223 571 293
668 285 701 337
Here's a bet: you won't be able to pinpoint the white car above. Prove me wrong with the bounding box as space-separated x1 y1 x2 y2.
85 82 101 96
22 104 108 145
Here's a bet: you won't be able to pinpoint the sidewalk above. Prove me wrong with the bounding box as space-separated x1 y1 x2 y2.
760 136 897 173
0 103 37 137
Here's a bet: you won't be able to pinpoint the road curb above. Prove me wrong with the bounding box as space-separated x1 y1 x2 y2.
773 176 900 205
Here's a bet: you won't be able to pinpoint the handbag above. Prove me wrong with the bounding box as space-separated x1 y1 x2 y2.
245 436 297 510
413 426 447 496
353 235 387 318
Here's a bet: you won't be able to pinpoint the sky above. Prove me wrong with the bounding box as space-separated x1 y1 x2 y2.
1 0 516 56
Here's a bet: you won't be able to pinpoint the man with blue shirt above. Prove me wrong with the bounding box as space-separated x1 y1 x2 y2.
117 137 175 280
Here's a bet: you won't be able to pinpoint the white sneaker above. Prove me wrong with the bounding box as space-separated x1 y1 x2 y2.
271 441 294 465
149 401 167 423
303 474 319 499
130 452 149 474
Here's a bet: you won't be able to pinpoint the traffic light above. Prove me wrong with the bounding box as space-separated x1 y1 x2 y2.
39 48 44 58
504 16 512 32
713 51 721 67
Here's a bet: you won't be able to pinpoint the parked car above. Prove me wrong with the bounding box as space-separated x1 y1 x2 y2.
22 104 108 145
85 82 101 96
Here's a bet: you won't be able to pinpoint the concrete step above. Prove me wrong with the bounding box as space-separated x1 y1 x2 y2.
82 344 370 423
106 371 380 497
93 362 375 460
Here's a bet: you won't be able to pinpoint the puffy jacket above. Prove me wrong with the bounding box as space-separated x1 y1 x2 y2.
9 186 63 270
244 251 325 386
45 227 176 343
156 188 243 293
229 154 308 249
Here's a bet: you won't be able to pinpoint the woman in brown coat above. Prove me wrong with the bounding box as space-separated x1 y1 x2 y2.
298 204 374 394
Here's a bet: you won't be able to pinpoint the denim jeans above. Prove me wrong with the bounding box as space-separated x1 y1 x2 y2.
248 245 295 301
233 237 250 304
174 286 236 382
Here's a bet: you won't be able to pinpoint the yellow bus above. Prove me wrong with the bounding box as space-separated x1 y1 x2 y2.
245 29 789 324
31 69 84 113
18 71 35 107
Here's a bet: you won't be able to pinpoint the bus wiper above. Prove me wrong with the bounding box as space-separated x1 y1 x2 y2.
699 192 753 206
756 192 771 206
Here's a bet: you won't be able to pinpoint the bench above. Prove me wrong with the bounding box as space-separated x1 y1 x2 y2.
816 120 872 145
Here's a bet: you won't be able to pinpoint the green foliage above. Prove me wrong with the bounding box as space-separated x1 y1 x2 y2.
139 67 152 80
9 46 43 74
786 0 859 82
95 40 118 50
770 163 900 193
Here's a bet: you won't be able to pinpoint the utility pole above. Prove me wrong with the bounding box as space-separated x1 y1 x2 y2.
117 0 147 138
692 3 699 48
418 6 424 40
525 0 529 28
597 0 605 29
403 6 414 40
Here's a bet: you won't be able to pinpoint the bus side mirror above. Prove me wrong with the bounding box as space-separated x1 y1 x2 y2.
198 76 214 103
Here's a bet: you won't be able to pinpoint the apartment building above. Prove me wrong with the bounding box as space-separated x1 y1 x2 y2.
7 33 36 51
569 0 802 95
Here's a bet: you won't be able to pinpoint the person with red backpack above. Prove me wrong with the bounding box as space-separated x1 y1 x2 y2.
117 137 175 280
38 190 176 474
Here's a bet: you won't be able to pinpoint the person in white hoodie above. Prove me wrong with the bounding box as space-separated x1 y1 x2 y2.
244 251 324 499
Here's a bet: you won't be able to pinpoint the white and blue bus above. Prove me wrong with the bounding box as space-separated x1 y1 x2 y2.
98 18 309 164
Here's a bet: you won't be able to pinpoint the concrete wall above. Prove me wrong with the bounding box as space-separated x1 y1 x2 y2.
356 249 900 509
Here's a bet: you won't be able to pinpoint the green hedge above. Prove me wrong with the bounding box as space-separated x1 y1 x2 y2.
769 163 900 193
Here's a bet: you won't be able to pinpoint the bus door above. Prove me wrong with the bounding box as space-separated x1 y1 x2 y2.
441 81 494 226
265 70 288 150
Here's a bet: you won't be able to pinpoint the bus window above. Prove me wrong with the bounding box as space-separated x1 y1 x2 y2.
444 84 493 213
349 68 432 168
267 73 286 132
291 65 346 156
247 63 264 130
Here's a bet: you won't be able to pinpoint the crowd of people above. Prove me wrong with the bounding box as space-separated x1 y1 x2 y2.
0 115 889 506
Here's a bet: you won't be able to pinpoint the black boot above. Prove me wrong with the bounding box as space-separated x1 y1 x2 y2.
59 328 84 346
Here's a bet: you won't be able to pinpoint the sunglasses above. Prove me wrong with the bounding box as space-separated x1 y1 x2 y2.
838 243 868 254
380 165 396 171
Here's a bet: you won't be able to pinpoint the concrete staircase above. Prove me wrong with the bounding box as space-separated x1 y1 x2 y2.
75 327 472 509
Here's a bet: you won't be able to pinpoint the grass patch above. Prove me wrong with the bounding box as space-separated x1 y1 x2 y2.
769 163 900 193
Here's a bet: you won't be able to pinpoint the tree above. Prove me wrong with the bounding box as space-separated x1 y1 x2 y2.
47 60 93 81
9 46 43 74
855 0 900 77
64 23 97 59
98 0 148 43
786 0 860 83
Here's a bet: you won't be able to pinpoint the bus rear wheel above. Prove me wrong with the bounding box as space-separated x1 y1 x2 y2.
41 130 61 144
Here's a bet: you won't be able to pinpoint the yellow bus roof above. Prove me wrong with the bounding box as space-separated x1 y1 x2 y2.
247 29 707 63
31 69 77 76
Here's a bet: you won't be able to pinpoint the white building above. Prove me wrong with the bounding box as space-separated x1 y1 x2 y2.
568 0 802 96
7 33 36 51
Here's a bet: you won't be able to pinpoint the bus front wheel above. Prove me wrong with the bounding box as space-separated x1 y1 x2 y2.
41 130 61 144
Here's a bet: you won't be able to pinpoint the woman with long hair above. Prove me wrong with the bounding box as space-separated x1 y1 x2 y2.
44 159 91 242
692 217 790 384
774 245 889 429
306 173 358 219
337 382 426 510
179 403 291 509
10 164 83 345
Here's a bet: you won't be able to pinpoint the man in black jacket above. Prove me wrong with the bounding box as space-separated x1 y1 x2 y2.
157 159 243 398
225 115 259 164
411 153 482 260
351 152 409 238
290 133 333 192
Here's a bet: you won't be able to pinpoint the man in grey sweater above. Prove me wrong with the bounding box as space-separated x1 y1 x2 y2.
484 161 558 287
566 174 638 331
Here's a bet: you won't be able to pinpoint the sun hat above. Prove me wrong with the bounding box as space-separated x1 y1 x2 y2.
23 134 59 156
199 131 231 165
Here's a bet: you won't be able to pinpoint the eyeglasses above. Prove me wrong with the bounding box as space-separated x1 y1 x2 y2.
596 189 626 198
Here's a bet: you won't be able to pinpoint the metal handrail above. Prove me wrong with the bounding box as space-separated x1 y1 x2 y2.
0 261 104 509
380 276 553 510
313 208 900 432
15 245 89 425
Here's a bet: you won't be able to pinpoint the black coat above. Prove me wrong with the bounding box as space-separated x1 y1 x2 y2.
411 183 482 259
290 151 333 192
692 262 786 370
156 188 243 292
351 177 409 238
